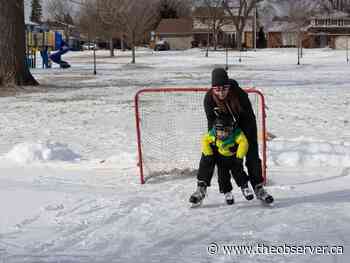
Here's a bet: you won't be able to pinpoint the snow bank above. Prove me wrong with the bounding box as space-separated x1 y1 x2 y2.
269 140 350 167
4 141 81 164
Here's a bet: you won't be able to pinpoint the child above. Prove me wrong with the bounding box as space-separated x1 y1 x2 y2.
189 114 254 206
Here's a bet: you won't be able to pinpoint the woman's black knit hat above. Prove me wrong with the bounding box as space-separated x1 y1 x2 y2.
211 68 228 87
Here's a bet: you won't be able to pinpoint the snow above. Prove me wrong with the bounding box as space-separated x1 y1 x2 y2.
1 47 350 262
4 142 81 164
269 140 350 167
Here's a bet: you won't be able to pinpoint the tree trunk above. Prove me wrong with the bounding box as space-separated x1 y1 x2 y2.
213 23 217 51
236 29 243 50
0 0 38 87
297 30 301 65
131 33 136 64
205 31 210 57
300 33 303 58
132 45 136 63
109 37 114 57
214 29 218 51
121 33 125 52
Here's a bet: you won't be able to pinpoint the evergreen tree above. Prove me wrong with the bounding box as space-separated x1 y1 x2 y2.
257 27 266 48
30 0 42 23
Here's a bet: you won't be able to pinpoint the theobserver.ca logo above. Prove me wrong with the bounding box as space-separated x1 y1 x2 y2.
207 242 344 256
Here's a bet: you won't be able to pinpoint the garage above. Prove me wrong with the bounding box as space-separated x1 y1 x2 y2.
335 36 350 49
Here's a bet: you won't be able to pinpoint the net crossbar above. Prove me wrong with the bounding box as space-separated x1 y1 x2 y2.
135 87 267 184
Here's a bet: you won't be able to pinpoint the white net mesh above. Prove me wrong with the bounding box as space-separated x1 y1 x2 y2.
135 88 266 183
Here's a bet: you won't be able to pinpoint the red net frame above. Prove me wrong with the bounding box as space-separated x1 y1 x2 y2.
135 87 267 184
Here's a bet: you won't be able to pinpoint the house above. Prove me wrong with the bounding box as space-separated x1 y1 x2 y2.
192 6 254 48
266 21 298 48
192 6 227 47
308 15 350 49
265 18 319 49
155 18 193 50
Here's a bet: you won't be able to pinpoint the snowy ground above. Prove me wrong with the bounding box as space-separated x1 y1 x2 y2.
1 48 350 262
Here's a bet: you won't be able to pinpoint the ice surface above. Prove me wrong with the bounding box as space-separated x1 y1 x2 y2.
1 48 350 263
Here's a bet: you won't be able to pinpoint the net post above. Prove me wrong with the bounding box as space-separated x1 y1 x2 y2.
134 90 145 184
250 88 267 184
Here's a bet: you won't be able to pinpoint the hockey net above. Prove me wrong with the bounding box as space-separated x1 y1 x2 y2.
135 87 267 184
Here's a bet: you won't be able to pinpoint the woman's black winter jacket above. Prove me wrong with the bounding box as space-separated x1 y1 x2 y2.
203 79 258 143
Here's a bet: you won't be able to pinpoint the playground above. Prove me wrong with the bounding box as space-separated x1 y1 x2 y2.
26 30 72 69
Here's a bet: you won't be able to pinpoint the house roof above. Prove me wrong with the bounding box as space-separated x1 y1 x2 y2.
311 9 349 19
308 27 350 35
267 21 299 32
156 19 193 34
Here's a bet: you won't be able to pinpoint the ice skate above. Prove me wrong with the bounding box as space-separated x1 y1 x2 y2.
224 191 234 205
241 184 254 201
254 184 274 204
189 181 207 207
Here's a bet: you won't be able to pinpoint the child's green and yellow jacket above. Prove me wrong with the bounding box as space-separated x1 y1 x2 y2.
201 128 249 159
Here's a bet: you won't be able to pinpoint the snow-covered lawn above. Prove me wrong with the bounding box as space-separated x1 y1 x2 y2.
1 48 350 262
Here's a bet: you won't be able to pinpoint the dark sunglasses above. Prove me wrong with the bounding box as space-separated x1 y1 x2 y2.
213 85 230 92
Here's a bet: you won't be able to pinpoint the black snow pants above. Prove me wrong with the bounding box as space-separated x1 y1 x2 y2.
244 136 264 188
197 153 249 194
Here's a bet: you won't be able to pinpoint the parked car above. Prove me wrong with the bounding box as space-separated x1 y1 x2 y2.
154 40 170 51
82 42 97 50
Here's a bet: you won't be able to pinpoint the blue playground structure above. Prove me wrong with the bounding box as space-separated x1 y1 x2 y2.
26 30 72 69
49 34 71 68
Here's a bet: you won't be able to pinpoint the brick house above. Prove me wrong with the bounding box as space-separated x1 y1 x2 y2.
154 18 193 50
308 16 350 49
192 6 254 48
266 21 299 48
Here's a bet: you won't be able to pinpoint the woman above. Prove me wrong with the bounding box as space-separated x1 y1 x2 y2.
190 68 274 205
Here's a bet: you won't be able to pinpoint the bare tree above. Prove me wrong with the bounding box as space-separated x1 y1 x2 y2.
47 0 75 22
118 0 160 63
223 0 261 50
46 0 75 39
78 0 101 44
96 0 125 57
287 1 323 64
323 0 350 11
201 0 230 54
158 0 192 19
174 0 193 17
0 0 38 87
